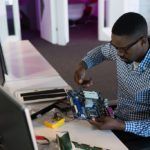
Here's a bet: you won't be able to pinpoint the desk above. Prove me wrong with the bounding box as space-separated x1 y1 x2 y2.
2 40 128 150
34 119 128 150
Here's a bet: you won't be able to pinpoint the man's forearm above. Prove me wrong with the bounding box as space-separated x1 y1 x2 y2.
125 120 150 137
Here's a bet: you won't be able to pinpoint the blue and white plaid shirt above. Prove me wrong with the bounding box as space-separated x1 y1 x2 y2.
82 42 150 137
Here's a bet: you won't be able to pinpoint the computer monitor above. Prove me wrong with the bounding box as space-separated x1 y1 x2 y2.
0 43 8 85
0 87 38 150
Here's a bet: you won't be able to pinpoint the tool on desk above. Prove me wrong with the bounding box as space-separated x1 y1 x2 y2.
44 112 65 129
36 108 65 129
36 135 50 145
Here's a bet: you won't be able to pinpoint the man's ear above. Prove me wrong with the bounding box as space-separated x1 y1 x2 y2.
141 36 148 47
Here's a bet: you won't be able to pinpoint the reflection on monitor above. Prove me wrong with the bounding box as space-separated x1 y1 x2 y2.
0 44 8 85
0 87 38 150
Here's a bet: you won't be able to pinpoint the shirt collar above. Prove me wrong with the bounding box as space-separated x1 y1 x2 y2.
138 49 150 72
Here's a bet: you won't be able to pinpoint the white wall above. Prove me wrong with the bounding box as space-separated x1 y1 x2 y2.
98 0 139 41
37 0 69 46
139 0 150 35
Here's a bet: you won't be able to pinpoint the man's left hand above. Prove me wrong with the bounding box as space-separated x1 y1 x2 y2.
89 116 125 130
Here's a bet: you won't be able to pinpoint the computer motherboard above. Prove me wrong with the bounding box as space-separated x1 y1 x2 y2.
67 90 114 120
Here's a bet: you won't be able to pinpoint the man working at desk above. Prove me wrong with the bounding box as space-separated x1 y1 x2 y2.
74 12 150 149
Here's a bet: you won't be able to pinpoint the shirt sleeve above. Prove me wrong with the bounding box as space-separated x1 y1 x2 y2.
82 42 117 69
125 120 150 137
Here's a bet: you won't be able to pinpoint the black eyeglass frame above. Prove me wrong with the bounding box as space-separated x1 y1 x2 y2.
110 36 145 52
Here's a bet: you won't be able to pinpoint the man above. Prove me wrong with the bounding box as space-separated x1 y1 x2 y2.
74 12 150 149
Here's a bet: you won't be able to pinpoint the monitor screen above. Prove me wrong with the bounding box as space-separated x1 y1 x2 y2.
0 43 8 85
0 87 38 150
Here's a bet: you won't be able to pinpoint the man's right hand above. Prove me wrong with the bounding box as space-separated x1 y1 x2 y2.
89 116 125 131
74 62 93 88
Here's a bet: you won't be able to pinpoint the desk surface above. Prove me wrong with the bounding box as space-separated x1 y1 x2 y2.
3 40 58 80
34 119 128 150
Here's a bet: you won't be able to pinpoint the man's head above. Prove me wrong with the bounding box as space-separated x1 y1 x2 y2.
111 12 149 64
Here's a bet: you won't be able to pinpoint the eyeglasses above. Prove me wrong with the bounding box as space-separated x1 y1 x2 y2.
110 36 144 52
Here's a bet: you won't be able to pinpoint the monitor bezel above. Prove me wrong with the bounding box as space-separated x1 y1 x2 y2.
0 43 8 85
0 87 38 150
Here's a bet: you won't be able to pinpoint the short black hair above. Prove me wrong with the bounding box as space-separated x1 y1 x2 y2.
112 12 148 37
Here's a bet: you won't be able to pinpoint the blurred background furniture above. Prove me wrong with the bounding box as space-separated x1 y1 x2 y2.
68 0 85 27
82 0 98 17
68 0 98 27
